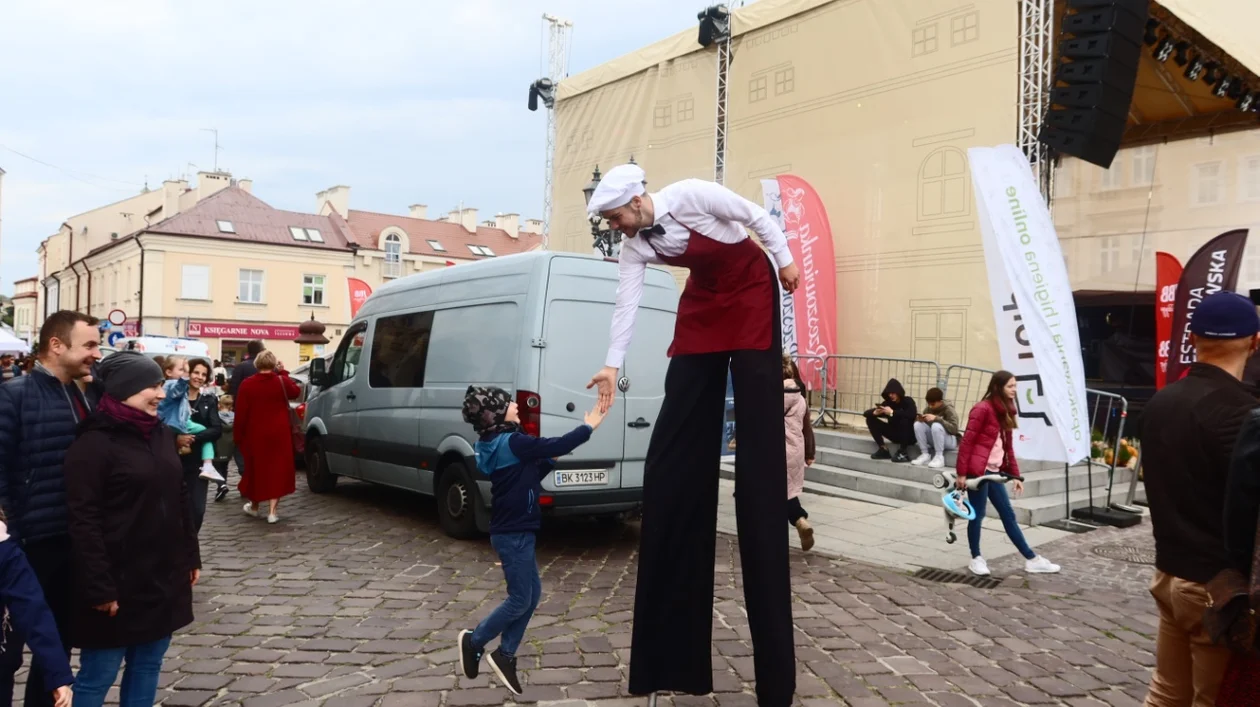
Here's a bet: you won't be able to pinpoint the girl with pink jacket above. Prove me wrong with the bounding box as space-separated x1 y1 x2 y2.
783 356 817 551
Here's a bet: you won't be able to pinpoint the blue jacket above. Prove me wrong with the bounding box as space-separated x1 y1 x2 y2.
157 378 191 431
474 425 592 534
0 367 93 544
0 534 73 690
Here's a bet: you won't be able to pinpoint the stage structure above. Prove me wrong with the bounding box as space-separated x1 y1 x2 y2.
528 13 574 247
1019 0 1054 203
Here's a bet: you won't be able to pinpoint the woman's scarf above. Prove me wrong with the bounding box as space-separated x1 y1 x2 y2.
99 394 161 439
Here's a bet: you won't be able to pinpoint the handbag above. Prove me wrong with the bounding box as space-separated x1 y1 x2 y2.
1204 507 1260 652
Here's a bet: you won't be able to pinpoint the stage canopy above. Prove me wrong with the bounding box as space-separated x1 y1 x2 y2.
0 329 30 355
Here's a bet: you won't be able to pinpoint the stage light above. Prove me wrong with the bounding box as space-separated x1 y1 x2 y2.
697 5 731 48
1213 75 1234 98
1238 92 1257 113
1185 57 1206 81
1143 19 1159 46
1204 63 1223 85
528 78 555 112
1173 42 1190 67
1153 38 1175 63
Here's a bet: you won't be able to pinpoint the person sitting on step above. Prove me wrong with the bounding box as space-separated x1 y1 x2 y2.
864 378 916 463
911 387 960 469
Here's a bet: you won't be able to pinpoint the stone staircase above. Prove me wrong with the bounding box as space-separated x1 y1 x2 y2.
721 428 1144 527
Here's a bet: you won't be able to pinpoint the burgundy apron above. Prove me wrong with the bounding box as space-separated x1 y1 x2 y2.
653 231 776 357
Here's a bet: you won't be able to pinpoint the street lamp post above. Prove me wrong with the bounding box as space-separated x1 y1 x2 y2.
581 158 645 259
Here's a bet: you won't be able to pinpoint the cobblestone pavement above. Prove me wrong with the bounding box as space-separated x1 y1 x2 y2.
52 477 1161 706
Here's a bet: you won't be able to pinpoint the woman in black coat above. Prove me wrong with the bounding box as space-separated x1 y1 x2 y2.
64 352 200 707
179 359 223 529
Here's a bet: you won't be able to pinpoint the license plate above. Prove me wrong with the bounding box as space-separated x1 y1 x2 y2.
554 470 609 487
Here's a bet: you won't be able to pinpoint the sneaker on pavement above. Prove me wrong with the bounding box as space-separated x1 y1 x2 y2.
1025 556 1061 574
267 514 280 524
242 502 258 518
458 630 482 679
928 456 946 469
892 450 912 464
969 556 991 576
910 453 932 466
199 465 227 483
870 447 892 460
487 649 523 695
214 484 230 503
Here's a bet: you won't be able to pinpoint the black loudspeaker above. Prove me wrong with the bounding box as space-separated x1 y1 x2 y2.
1039 0 1149 168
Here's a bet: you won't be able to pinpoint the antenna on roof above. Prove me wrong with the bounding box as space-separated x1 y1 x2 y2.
200 128 222 172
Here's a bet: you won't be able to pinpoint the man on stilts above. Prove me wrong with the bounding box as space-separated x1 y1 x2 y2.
586 164 799 706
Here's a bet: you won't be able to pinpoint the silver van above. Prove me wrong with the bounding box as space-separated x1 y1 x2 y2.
304 251 678 538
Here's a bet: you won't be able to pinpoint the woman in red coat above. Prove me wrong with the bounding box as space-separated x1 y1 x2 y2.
235 351 299 524
954 370 1060 577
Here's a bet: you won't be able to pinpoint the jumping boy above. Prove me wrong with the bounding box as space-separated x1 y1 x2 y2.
456 386 605 695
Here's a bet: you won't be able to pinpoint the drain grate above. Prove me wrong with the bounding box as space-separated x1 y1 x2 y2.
1091 544 1156 565
912 567 1004 589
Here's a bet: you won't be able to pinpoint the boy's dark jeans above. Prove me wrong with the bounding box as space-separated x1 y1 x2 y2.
864 411 914 447
470 532 541 658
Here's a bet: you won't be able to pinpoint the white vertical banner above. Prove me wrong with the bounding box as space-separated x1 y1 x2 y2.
760 178 798 358
969 145 1088 464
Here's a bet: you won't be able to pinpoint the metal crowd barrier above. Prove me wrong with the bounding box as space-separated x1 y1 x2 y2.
941 364 996 433
810 355 943 427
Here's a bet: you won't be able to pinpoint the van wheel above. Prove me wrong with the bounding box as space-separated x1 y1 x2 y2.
305 437 337 493
437 461 480 539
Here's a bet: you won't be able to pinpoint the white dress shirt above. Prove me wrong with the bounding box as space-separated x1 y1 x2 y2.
605 178 794 369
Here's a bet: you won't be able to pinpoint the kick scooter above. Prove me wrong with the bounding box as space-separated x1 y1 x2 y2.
932 469 1014 544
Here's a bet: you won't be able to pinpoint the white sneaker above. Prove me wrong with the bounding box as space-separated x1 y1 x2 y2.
267 514 280 524
1025 556 1061 574
199 465 226 483
969 556 991 576
928 456 945 469
911 453 932 466
243 502 258 518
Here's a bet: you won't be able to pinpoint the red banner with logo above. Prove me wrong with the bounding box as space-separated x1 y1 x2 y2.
1154 252 1182 390
1167 229 1249 384
186 321 301 339
348 278 373 318
763 175 838 390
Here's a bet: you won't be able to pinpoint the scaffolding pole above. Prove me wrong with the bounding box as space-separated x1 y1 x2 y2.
1018 0 1055 204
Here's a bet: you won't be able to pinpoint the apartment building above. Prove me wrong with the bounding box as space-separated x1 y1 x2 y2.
10 277 37 344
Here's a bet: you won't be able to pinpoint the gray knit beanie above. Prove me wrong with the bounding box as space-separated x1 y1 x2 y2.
96 351 164 401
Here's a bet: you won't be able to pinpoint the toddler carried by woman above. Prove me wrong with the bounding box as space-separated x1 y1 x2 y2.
158 356 226 483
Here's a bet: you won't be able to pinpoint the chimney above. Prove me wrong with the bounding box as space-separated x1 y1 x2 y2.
237 178 253 193
196 171 231 201
161 179 187 222
460 208 478 234
316 185 351 217
495 213 520 239
409 204 428 220
522 218 544 235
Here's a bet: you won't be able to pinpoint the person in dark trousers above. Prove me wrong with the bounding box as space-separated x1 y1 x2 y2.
64 352 200 707
864 378 916 463
585 164 800 706
0 510 74 707
0 311 102 707
178 359 223 530
226 340 264 490
456 386 605 696
1142 292 1260 707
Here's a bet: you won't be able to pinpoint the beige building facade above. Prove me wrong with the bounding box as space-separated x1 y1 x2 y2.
10 277 36 344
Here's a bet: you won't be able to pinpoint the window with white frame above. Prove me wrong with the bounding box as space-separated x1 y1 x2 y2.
302 274 325 306
1099 162 1124 190
385 234 402 262
216 220 235 233
427 239 446 252
238 269 264 303
1100 237 1120 273
306 228 323 242
1132 146 1157 187
1239 156 1260 202
467 245 495 256
181 265 210 300
290 226 309 241
1193 161 1224 205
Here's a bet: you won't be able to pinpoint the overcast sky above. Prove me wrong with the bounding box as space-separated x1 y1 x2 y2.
0 0 749 294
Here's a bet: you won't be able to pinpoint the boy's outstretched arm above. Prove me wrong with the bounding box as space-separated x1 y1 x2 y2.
509 405 607 463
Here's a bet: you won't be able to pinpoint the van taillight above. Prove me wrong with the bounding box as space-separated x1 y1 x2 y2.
517 390 541 437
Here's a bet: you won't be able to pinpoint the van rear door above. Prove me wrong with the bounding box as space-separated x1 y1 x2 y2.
618 267 679 488
537 257 626 487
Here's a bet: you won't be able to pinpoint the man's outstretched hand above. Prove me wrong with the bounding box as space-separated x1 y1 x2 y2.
587 366 618 413
779 263 800 293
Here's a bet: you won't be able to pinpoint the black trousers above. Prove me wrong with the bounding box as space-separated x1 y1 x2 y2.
13 539 72 707
865 412 914 447
629 347 796 706
787 497 808 525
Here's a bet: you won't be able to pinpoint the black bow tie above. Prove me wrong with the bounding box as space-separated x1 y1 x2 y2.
639 224 665 239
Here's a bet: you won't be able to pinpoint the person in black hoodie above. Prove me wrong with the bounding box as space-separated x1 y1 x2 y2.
863 378 917 463
456 386 604 696
63 352 200 707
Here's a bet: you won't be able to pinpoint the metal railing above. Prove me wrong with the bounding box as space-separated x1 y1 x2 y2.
812 355 942 427
941 364 996 432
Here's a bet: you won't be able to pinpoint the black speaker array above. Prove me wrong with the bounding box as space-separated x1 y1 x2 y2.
1038 0 1149 168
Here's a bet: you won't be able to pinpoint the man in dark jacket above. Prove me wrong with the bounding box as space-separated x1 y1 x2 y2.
1142 292 1260 707
0 310 102 707
863 378 917 463
225 340 264 489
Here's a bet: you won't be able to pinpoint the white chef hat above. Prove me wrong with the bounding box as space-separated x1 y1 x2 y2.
587 163 646 217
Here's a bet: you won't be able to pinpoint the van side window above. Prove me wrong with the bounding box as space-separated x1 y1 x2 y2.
368 311 435 388
330 324 367 385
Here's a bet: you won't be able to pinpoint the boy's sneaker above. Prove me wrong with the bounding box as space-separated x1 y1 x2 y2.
969 556 991 576
870 447 892 460
1025 556 1061 574
891 449 911 464
458 630 482 679
928 456 946 469
487 649 523 696
199 464 227 483
910 453 932 466
214 484 230 503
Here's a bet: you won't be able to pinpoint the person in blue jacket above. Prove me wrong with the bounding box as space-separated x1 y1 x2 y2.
456 386 605 697
0 512 73 707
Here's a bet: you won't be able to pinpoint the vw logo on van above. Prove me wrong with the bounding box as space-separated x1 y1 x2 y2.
617 376 631 392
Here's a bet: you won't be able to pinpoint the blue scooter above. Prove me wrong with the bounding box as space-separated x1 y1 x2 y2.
932 469 1015 544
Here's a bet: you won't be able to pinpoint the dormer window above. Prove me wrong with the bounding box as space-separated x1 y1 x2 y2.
467 245 495 256
290 226 324 242
290 226 308 241
216 220 235 233
427 240 446 252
